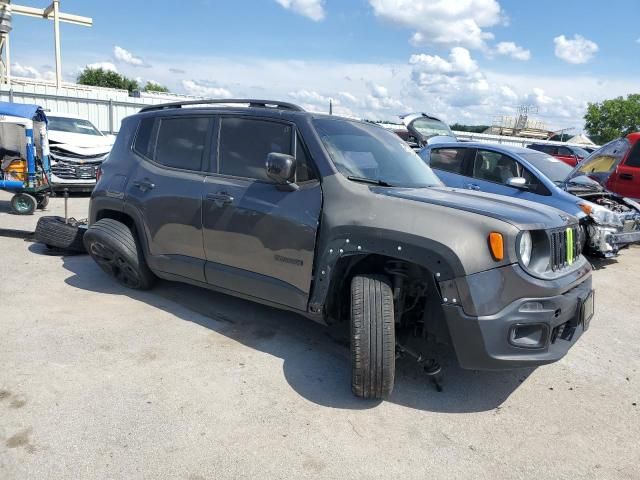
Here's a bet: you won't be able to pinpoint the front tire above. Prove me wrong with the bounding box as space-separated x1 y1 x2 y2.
11 193 37 215
350 275 396 400
83 219 156 290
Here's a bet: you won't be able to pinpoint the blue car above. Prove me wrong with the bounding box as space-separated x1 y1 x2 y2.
419 142 640 257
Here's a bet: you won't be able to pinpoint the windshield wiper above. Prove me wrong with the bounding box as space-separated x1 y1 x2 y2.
347 176 395 187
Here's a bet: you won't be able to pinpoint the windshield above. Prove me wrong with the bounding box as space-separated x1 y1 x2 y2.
411 117 454 139
48 116 103 136
314 118 443 188
519 152 573 183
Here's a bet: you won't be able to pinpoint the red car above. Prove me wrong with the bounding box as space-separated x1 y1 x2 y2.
528 144 591 167
570 133 640 201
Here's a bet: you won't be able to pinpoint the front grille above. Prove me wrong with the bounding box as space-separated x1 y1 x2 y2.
549 225 582 272
51 161 98 180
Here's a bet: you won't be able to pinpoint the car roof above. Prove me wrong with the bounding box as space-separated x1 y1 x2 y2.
627 132 640 143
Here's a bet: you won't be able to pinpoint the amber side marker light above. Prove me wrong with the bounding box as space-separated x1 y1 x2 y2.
488 232 504 261
578 202 593 215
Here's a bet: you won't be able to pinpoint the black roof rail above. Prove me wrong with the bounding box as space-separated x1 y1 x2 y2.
139 99 305 113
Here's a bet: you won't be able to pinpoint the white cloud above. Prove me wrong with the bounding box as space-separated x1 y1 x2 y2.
86 62 118 72
181 80 232 98
275 0 325 21
554 34 599 64
114 46 145 67
11 63 57 81
495 41 531 61
369 0 504 49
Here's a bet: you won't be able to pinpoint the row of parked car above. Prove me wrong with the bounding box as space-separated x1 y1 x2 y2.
390 114 640 258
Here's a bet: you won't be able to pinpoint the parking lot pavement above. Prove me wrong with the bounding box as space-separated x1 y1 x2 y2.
0 234 638 480
0 191 91 233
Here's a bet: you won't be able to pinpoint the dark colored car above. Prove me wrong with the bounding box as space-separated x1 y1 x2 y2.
84 99 593 400
573 133 640 201
528 144 590 167
419 143 640 257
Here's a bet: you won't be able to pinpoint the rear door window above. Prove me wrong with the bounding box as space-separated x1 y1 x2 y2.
137 116 212 171
218 117 293 181
429 148 467 174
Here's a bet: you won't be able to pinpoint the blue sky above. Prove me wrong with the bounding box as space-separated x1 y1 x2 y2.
7 0 640 130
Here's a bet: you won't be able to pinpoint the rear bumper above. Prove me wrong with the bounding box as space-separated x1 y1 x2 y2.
443 267 593 370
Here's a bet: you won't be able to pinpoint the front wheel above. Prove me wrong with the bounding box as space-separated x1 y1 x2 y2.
350 275 396 400
83 219 156 290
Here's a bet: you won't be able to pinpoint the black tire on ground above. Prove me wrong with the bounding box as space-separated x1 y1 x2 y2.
36 195 50 210
10 193 37 215
35 216 86 253
83 219 156 290
350 275 396 400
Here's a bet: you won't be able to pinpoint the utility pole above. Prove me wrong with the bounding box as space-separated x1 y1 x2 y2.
0 0 92 89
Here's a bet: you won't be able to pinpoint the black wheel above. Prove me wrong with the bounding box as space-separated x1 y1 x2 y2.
35 216 86 253
350 275 396 400
36 195 50 210
10 193 37 215
83 219 155 290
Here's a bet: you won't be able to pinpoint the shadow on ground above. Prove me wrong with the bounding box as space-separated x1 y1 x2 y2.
30 242 533 413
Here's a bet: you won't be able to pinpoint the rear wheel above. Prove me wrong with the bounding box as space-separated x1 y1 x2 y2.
350 275 396 400
83 219 156 290
10 193 37 215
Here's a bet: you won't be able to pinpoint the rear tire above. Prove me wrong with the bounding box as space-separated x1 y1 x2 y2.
350 275 396 400
83 219 156 290
36 195 50 210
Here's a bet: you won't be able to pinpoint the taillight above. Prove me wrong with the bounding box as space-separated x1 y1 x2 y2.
96 166 102 182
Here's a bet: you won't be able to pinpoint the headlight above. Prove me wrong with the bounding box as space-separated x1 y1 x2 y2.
518 231 533 267
591 207 623 227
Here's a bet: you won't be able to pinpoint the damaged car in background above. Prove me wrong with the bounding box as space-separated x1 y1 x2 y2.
47 113 114 191
380 113 457 150
419 143 640 257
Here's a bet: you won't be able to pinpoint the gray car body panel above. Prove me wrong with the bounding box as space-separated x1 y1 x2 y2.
89 105 592 370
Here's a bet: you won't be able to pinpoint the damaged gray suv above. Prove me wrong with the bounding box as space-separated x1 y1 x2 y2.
85 100 594 400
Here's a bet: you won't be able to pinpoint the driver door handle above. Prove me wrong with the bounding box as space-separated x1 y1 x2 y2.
620 173 634 181
207 192 234 206
466 183 481 191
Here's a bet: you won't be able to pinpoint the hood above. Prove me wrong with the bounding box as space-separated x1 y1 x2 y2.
380 186 575 231
402 112 457 146
48 130 115 149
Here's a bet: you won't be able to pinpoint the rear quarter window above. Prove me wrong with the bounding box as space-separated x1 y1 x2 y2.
625 142 640 168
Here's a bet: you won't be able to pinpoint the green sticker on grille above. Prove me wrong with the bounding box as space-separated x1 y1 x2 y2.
566 228 574 264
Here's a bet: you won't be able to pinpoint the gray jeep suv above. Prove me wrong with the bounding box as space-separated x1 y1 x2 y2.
85 99 594 400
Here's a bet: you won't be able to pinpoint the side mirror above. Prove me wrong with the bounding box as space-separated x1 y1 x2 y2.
506 177 528 189
266 152 298 191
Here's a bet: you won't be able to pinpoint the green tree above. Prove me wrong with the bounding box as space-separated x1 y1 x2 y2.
77 67 139 93
584 94 640 144
143 81 169 93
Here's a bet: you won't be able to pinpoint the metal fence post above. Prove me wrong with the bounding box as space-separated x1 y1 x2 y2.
108 99 114 134
9 86 13 102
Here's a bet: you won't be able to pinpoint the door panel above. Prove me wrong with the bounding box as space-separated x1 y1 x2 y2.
612 142 640 199
125 115 213 282
202 176 322 310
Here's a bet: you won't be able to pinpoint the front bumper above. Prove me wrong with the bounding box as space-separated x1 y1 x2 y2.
49 173 96 191
442 264 593 370
608 230 640 246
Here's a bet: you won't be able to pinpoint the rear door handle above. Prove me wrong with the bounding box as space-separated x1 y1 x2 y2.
207 192 234 206
620 173 634 181
133 179 155 191
465 183 481 191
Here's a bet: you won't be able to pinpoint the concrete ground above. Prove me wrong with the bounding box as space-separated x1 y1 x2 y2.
0 193 639 479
